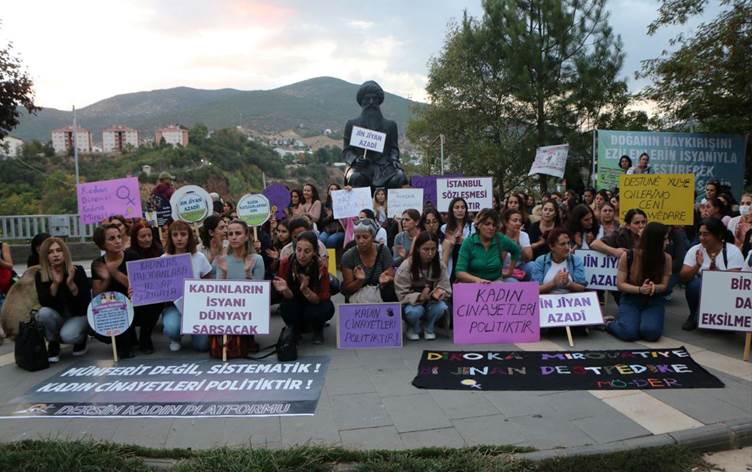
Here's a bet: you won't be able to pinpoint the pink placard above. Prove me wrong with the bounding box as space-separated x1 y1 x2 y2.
77 177 142 224
452 282 540 344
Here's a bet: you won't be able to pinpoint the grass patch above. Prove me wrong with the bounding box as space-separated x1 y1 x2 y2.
0 440 707 471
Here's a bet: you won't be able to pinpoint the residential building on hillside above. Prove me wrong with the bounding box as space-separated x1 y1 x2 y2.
51 126 92 154
103 125 139 153
155 125 189 147
0 136 24 159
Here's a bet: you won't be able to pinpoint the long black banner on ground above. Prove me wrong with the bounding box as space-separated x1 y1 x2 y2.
1 357 329 418
412 347 724 391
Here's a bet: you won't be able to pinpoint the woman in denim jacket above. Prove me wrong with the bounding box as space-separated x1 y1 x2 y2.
530 228 587 293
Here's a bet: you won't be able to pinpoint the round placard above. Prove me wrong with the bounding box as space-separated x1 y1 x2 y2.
237 193 271 227
170 185 212 223
86 291 134 337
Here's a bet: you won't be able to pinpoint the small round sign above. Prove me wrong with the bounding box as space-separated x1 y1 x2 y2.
237 193 271 227
170 185 212 223
87 291 134 337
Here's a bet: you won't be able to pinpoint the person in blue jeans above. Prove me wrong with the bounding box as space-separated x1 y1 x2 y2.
394 231 452 340
606 222 672 342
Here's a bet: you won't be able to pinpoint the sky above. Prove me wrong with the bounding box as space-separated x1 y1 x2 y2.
1 0 719 110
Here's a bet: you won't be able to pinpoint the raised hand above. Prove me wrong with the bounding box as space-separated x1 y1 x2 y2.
379 267 395 285
353 265 367 281
272 276 288 293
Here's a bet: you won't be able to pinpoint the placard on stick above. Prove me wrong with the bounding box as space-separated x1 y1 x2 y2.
349 126 386 154
87 291 134 362
331 187 372 219
619 173 695 225
452 282 540 344
126 254 193 306
698 271 752 360
528 144 569 179
539 292 603 346
181 279 271 336
337 303 402 349
171 185 213 223
77 177 142 224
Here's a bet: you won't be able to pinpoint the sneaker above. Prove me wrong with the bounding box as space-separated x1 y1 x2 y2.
312 329 324 345
169 341 182 352
423 331 436 340
72 338 88 357
682 315 698 331
406 329 419 341
47 341 60 363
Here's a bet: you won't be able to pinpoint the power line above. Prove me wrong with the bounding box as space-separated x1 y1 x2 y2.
7 155 70 186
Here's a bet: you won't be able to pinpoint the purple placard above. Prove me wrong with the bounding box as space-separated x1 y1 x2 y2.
411 174 462 209
126 254 193 307
263 183 290 220
452 282 540 344
77 177 142 224
337 303 402 349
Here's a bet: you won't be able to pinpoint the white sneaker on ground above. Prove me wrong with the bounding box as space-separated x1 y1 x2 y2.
47 355 60 363
423 331 436 340
406 329 420 341
169 341 182 352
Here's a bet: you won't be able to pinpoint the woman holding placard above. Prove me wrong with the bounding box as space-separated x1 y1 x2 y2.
393 209 421 266
455 209 520 283
161 220 213 352
531 228 587 294
125 220 164 354
680 218 744 331
91 224 138 359
273 231 334 344
395 231 451 340
341 217 395 303
35 237 91 362
441 197 475 282
606 222 672 341
319 184 345 249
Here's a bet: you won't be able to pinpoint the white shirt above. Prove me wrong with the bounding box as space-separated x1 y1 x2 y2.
543 259 572 294
162 252 212 279
682 243 744 272
503 231 530 269
375 227 388 246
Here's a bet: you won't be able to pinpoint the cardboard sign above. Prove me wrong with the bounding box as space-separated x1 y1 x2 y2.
436 177 493 212
331 187 372 219
171 185 212 223
237 193 271 227
618 173 695 225
349 126 386 153
126 254 193 306
452 282 540 344
263 183 290 220
539 292 603 328
387 188 424 218
327 248 337 276
77 177 142 224
580 250 619 291
181 280 271 336
698 271 752 332
528 144 569 178
337 303 402 349
87 292 134 337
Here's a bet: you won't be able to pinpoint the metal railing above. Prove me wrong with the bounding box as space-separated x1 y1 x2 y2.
0 214 96 241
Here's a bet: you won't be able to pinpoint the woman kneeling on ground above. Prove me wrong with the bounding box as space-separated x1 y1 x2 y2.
606 222 671 342
395 231 451 340
35 237 91 362
273 231 334 344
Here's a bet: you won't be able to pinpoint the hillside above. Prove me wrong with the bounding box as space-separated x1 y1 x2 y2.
13 77 421 143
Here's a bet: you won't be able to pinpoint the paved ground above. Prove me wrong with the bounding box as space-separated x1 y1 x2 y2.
703 447 752 471
0 288 750 452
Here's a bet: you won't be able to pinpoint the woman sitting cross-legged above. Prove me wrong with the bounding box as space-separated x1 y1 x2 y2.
35 237 91 363
606 222 672 342
531 227 587 294
273 231 335 344
395 231 451 340
455 209 520 283
340 217 396 303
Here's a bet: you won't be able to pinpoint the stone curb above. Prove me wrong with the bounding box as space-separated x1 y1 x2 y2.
514 419 752 462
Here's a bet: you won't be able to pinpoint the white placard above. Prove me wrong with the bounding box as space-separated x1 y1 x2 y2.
579 250 619 291
436 177 493 212
331 187 372 219
181 279 271 335
528 144 569 178
387 188 424 218
170 185 213 223
698 271 752 332
237 193 271 227
349 126 386 153
539 292 603 328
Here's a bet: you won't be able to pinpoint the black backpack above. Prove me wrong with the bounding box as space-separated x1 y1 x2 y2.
15 310 49 371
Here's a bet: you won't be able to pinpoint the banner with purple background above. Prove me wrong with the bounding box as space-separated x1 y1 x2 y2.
126 254 193 307
263 183 290 220
337 303 402 349
77 177 142 224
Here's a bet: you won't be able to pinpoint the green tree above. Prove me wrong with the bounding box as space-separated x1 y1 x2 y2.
408 0 628 196
189 123 209 145
0 31 39 139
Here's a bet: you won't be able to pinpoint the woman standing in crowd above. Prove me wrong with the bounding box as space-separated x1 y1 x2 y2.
598 201 620 239
618 155 632 173
680 218 744 330
273 231 334 344
161 220 213 352
455 209 520 283
287 189 303 218
566 204 600 250
319 184 345 249
301 183 322 225
628 152 652 174
35 238 91 363
606 222 672 342
340 218 395 303
395 231 451 340
501 208 534 280
393 209 421 266
528 200 560 259
125 220 164 354
729 193 752 247
26 232 50 269
531 228 587 294
199 215 228 265
91 223 137 359
372 188 388 225
591 208 647 258
441 197 474 282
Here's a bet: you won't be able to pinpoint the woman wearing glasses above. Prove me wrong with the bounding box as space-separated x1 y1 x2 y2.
341 218 395 303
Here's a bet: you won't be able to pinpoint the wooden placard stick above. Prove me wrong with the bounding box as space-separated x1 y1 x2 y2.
223 334 228 362
565 326 574 347
111 336 119 362
744 332 751 362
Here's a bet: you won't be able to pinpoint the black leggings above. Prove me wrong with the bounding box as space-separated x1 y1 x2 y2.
280 298 335 332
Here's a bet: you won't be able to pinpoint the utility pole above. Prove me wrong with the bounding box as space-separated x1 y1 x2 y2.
440 134 445 175
72 106 84 242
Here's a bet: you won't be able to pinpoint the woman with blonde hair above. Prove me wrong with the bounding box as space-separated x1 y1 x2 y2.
35 237 91 362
